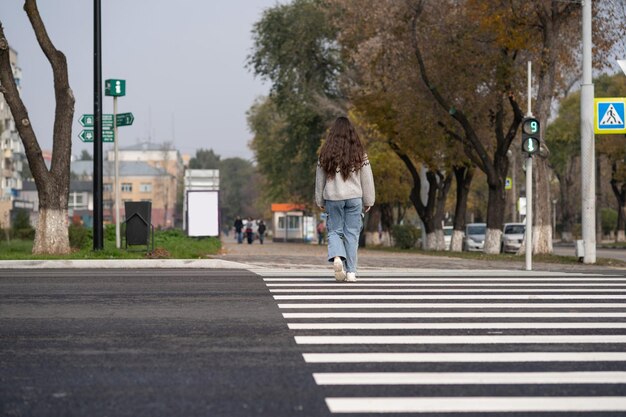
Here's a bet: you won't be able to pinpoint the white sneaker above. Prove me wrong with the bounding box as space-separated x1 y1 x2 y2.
333 257 346 282
345 272 357 282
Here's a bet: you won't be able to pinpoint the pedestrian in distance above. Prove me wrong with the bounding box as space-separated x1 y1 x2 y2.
233 216 244 244
257 220 267 244
245 217 254 244
316 220 326 245
315 116 375 282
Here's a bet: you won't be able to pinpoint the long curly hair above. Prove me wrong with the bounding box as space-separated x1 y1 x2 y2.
319 117 365 180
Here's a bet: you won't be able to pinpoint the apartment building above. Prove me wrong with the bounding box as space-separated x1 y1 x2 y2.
71 159 177 228
0 47 29 228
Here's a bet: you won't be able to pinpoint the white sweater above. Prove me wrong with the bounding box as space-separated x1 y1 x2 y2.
315 157 375 207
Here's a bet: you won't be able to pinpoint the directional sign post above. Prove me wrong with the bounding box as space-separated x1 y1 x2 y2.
594 98 626 135
79 129 114 142
79 78 133 249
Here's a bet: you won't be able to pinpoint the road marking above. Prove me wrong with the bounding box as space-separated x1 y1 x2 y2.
267 282 626 287
302 352 626 363
270 285 626 292
264 277 624 282
284 311 626 318
314 371 626 385
294 335 626 344
275 294 626 300
288 322 626 330
325 396 626 413
278 302 626 309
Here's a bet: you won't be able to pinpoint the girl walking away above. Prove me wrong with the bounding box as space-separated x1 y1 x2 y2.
315 116 375 282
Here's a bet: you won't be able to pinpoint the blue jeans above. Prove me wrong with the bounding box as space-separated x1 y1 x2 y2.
325 198 363 273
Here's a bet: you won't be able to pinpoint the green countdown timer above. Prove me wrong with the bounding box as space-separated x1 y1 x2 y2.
521 117 540 155
523 118 539 135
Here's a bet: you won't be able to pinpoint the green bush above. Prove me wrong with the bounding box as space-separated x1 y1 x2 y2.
601 208 618 236
14 228 35 240
391 224 421 249
69 224 90 249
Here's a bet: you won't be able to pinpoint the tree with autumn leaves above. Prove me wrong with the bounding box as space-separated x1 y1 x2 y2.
248 0 626 253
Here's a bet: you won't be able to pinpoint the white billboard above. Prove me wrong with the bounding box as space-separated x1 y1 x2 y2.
187 190 219 237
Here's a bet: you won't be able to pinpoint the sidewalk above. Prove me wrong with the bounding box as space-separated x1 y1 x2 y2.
218 238 625 275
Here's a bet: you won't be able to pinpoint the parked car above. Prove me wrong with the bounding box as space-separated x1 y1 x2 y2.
443 226 453 250
501 222 526 253
463 223 486 251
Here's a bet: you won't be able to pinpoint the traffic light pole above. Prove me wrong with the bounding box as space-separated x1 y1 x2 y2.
525 61 533 271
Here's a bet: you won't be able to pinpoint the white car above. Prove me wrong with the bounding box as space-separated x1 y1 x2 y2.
463 223 486 251
501 223 526 253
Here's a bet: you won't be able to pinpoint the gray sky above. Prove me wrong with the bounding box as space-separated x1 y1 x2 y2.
1 0 282 161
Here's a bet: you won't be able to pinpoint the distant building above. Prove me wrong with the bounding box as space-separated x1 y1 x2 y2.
0 47 29 228
106 142 183 226
71 159 176 228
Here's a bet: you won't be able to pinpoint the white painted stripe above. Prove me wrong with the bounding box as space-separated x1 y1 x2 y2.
283 312 626 318
295 335 626 344
278 302 626 309
325 396 626 413
275 294 626 300
314 371 626 385
288 322 626 330
265 277 617 281
270 287 626 293
302 352 626 363
270 284 626 294
267 283 626 287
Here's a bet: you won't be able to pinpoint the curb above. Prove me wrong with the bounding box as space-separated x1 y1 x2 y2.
0 259 252 270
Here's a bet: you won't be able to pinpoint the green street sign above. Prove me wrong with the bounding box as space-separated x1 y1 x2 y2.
80 114 114 128
105 79 126 97
116 112 134 126
79 129 115 142
80 113 133 127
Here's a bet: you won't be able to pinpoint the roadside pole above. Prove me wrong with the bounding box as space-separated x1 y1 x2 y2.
113 95 120 249
525 62 533 271
581 0 596 263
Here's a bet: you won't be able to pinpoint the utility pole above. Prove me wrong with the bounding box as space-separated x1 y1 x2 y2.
580 0 596 263
93 0 103 250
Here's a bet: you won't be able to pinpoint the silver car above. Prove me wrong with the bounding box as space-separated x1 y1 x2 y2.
463 223 486 251
501 223 526 253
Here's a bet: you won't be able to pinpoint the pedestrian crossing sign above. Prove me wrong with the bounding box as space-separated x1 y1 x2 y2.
594 98 626 134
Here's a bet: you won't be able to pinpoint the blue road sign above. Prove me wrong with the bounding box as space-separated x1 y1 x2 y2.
594 98 626 134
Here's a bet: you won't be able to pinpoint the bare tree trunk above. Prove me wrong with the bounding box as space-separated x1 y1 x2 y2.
451 164 474 251
611 168 626 243
0 1 74 255
533 155 553 253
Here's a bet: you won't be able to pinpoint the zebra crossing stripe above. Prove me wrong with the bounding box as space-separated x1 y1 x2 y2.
278 302 626 309
267 282 626 287
270 286 626 291
289 322 626 330
283 311 626 318
264 277 624 282
324 396 626 413
314 371 626 385
275 294 626 300
294 335 626 344
302 352 626 363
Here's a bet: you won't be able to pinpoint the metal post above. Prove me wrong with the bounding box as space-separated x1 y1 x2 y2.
114 96 120 249
581 0 596 263
525 156 533 271
93 0 103 250
525 61 533 271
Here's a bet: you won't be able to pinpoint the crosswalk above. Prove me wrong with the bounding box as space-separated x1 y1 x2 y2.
261 271 626 415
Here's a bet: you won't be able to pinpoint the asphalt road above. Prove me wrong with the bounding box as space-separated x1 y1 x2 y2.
0 269 328 417
4 266 626 416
